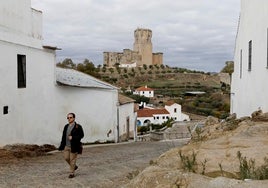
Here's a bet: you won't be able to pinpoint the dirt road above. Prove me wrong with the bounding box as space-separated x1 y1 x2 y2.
0 140 188 188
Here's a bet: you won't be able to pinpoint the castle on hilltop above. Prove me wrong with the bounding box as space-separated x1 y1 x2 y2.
103 28 163 68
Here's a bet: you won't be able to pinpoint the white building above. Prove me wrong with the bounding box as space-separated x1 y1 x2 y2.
165 102 190 122
55 68 119 144
0 0 136 146
119 62 137 68
133 85 154 98
137 108 170 126
118 94 137 141
231 0 268 117
137 102 189 126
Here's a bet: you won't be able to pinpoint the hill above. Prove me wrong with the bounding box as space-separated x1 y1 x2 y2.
56 60 231 119
98 65 230 119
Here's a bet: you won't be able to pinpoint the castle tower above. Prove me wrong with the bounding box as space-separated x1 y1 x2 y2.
133 28 153 66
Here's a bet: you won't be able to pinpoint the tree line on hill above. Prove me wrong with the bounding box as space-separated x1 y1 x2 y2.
57 58 233 119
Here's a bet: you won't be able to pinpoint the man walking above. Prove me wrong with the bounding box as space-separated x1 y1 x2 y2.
59 113 84 178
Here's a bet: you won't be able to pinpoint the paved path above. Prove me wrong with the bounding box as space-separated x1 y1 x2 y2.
0 140 188 188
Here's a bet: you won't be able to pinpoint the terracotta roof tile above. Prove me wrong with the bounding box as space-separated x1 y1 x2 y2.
135 86 154 91
137 108 169 117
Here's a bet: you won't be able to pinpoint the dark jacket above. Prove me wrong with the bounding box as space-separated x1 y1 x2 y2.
58 122 84 153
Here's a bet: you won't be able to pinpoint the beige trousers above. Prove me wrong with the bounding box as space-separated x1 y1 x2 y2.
64 146 77 174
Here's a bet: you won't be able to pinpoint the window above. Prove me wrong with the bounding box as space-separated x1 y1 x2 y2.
174 108 177 113
17 54 26 88
248 40 252 71
162 116 165 119
3 106 8 115
240 49 243 78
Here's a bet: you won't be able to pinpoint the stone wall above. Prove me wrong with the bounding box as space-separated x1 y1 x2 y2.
103 28 163 67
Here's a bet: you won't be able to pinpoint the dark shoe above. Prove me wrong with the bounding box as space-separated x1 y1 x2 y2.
69 174 75 178
75 165 78 170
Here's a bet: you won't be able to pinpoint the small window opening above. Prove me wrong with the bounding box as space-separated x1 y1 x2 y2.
3 106 8 115
17 54 26 88
248 40 252 71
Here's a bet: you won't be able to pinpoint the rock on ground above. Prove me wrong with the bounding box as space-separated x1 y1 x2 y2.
125 115 268 188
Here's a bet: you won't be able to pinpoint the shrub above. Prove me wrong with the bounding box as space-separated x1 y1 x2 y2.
137 126 149 133
201 159 208 175
194 126 203 141
237 151 268 180
179 150 198 173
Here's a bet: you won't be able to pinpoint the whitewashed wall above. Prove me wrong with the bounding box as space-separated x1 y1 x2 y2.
0 41 56 145
0 52 118 146
133 90 154 98
152 113 170 125
0 41 119 146
137 117 153 126
0 0 42 48
0 0 120 146
231 0 268 117
118 103 136 140
165 103 190 121
54 87 118 144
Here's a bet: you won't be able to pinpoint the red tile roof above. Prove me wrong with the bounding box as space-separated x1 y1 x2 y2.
137 108 169 117
135 86 154 91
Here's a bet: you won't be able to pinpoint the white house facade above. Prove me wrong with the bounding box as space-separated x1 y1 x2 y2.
231 0 268 117
165 102 190 122
0 0 135 146
119 62 137 68
133 85 154 98
137 108 170 126
137 102 189 126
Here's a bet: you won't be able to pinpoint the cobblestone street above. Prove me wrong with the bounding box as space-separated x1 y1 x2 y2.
0 140 188 188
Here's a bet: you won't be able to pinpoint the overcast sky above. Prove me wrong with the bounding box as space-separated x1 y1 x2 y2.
31 0 240 72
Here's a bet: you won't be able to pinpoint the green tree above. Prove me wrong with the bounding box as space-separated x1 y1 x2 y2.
77 59 100 78
143 64 148 70
116 67 121 74
56 58 76 69
221 61 234 75
109 68 114 74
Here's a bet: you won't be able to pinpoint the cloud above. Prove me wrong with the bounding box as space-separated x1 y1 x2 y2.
32 0 240 72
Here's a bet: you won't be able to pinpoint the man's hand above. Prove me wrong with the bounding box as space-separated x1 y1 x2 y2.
68 135 72 140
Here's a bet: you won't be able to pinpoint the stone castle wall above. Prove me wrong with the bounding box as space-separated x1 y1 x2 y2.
153 53 163 65
103 28 163 67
